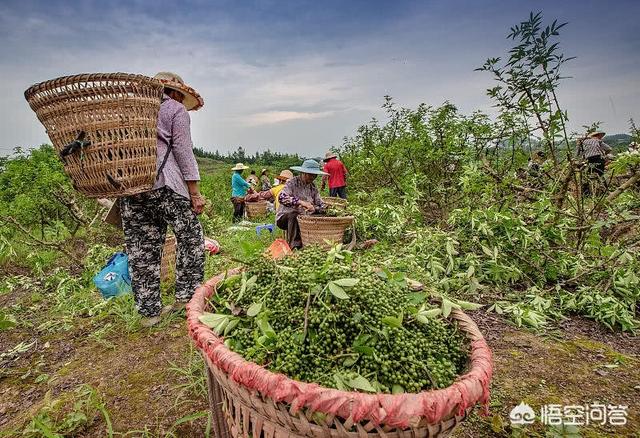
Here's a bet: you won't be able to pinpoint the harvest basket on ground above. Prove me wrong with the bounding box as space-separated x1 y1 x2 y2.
246 200 268 219
160 235 176 281
297 215 355 249
187 268 493 438
322 196 348 210
24 73 164 198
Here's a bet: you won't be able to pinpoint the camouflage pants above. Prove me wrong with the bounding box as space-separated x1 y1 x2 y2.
121 187 204 317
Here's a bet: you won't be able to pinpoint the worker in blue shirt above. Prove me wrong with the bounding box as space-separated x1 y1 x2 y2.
231 163 251 222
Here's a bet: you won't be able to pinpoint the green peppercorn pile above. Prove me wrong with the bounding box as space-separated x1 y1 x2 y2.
203 246 469 393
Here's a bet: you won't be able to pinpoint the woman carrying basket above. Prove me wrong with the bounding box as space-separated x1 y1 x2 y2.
120 72 206 327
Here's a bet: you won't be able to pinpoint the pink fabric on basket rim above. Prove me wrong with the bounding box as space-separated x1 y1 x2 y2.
187 268 493 429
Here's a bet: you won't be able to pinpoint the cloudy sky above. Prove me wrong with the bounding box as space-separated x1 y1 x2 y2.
1 0 638 157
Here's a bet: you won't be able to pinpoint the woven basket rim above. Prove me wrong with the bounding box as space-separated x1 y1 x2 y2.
297 215 354 223
24 72 160 100
187 268 493 428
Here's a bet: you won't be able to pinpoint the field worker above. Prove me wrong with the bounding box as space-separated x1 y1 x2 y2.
321 151 348 199
120 72 205 327
271 170 293 211
527 150 546 178
244 169 293 209
576 131 611 177
260 168 272 191
576 131 612 195
246 170 259 187
277 160 328 249
629 142 639 154
231 163 251 222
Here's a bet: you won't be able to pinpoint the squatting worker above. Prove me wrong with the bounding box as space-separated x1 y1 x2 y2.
276 160 327 249
231 163 251 222
321 151 348 199
120 72 206 327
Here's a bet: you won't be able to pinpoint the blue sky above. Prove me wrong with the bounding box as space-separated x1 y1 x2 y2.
1 0 639 156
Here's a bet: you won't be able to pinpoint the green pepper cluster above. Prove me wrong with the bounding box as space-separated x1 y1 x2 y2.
210 246 468 393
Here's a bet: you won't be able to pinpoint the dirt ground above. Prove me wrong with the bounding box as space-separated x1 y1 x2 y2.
1 293 639 437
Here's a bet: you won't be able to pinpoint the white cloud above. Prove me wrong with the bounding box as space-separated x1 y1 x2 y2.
243 110 335 126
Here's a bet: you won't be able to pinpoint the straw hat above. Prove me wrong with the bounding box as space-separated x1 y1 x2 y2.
261 168 268 175
290 159 328 175
154 72 204 111
276 170 293 181
587 131 606 138
231 163 249 171
324 151 337 161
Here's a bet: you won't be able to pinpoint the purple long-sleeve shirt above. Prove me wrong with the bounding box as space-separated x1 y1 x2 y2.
152 94 200 199
276 176 326 222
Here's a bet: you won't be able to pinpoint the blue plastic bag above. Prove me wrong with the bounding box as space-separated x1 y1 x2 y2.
93 252 132 299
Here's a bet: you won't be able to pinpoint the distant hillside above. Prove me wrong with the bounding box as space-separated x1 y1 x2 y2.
603 134 632 145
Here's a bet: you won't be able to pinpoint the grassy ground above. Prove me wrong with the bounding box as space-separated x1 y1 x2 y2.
0 165 638 436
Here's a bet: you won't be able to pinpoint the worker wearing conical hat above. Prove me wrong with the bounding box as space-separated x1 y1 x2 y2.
120 72 206 327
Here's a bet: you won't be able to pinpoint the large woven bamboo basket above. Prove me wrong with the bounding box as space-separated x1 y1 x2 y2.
187 269 493 438
246 200 268 219
322 196 348 210
160 235 176 281
24 73 164 198
297 215 354 248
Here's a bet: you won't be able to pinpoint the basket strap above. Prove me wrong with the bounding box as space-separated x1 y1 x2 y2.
156 140 174 181
59 131 91 161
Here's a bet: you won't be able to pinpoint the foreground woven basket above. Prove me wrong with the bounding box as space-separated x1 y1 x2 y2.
322 197 348 210
246 200 268 219
298 215 354 249
160 235 176 281
24 73 163 198
187 268 493 438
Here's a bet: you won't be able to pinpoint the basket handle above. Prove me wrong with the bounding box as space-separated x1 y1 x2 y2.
60 131 91 160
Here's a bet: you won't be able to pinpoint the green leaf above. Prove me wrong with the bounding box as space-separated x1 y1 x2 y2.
381 313 403 328
332 278 359 288
224 319 239 335
353 345 375 356
246 302 263 317
199 312 228 328
256 315 276 339
0 311 17 331
392 384 405 394
343 355 359 367
348 375 377 392
328 282 349 299
455 300 484 311
441 298 460 318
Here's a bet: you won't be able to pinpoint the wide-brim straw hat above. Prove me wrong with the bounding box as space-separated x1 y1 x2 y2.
276 170 294 181
587 131 606 138
154 72 204 111
324 151 337 161
231 163 250 171
261 168 268 175
290 159 328 175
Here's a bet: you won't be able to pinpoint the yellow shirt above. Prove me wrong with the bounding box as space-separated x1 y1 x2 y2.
271 184 285 211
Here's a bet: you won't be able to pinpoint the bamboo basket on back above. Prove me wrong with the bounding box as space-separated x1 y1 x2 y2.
245 200 268 219
24 73 163 198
